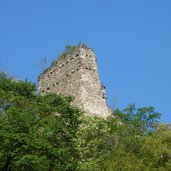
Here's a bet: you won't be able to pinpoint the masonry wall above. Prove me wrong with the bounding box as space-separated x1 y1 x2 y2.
38 47 111 117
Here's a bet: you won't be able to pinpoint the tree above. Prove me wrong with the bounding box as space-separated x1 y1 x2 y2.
0 72 82 170
1 72 171 170
140 124 171 170
101 105 171 171
75 116 109 171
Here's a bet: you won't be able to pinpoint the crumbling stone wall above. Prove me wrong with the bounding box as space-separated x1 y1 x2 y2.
38 47 111 118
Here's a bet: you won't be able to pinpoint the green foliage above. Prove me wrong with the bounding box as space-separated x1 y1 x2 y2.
116 104 161 134
75 116 109 171
140 124 171 170
101 106 171 171
0 72 171 171
0 72 82 170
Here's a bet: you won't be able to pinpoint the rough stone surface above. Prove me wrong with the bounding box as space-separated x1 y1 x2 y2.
38 47 111 118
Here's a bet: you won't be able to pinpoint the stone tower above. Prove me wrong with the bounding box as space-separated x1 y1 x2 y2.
38 46 111 118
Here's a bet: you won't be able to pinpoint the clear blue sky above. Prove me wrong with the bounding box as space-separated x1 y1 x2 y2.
0 0 171 123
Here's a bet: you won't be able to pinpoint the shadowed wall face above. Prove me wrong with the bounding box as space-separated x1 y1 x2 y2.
38 47 111 117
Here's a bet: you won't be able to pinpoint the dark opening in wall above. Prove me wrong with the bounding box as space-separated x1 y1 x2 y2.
86 54 88 56
53 84 55 87
76 54 79 57
47 87 50 90
56 82 58 85
90 55 92 57
42 90 44 93
50 72 52 74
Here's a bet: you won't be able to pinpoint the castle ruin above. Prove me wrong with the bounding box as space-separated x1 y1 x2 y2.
38 46 111 118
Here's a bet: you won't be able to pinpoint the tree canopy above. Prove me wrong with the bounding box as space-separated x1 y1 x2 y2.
0 72 82 170
0 72 171 171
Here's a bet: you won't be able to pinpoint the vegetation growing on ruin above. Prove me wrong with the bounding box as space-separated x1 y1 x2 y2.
1 72 171 171
39 44 88 77
51 43 88 66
